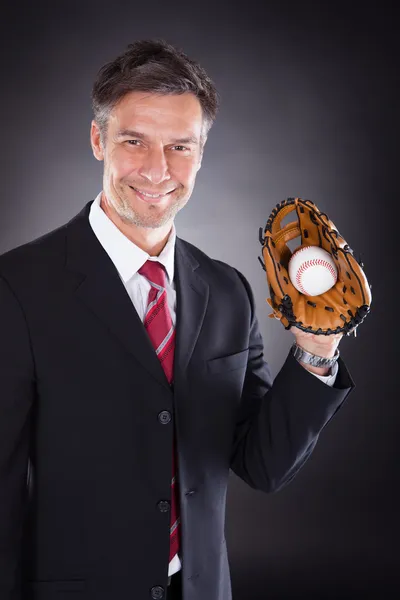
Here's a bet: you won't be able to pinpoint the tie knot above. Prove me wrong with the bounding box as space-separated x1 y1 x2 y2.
138 260 167 288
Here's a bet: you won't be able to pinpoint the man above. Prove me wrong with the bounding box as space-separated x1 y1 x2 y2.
0 39 353 600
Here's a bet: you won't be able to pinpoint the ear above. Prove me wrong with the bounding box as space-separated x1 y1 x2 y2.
90 120 104 161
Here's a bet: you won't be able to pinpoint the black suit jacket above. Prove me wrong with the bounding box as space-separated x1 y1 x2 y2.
0 200 354 600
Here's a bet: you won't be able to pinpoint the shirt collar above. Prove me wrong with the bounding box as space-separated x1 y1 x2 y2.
88 192 176 284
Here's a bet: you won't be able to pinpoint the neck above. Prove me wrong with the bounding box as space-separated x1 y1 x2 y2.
100 193 173 256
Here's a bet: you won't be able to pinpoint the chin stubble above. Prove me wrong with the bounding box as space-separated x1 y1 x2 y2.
111 186 188 229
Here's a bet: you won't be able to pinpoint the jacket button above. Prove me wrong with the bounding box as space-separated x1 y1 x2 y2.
158 500 170 512
158 410 171 424
151 585 165 599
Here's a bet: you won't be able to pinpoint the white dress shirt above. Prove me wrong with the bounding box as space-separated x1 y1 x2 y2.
88 191 338 576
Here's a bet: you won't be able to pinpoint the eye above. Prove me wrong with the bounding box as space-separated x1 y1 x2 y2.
171 145 189 152
126 140 141 146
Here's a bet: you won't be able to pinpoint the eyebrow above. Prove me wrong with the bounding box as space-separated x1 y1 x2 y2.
116 129 199 145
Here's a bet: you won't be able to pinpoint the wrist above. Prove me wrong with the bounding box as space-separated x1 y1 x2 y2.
298 361 331 376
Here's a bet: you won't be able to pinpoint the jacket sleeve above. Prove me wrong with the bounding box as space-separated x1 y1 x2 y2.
229 269 355 493
0 276 35 597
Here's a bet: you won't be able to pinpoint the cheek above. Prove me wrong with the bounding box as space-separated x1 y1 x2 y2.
108 149 139 180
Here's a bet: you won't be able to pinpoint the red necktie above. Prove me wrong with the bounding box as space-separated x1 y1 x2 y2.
138 260 180 563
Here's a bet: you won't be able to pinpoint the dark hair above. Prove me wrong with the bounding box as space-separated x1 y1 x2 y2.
91 39 220 147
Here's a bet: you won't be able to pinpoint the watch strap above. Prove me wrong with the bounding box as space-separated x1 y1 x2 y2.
291 342 340 368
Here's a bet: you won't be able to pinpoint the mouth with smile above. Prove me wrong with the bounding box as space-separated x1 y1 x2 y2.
129 185 176 204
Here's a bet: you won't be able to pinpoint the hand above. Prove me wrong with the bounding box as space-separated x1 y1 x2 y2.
290 326 343 376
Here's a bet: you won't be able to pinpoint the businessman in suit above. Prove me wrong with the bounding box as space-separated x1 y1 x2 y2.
0 40 354 600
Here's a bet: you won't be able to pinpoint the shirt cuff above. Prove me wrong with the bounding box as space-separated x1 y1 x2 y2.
308 359 339 387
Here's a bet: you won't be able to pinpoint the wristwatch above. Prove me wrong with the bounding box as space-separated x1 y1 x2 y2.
291 342 340 368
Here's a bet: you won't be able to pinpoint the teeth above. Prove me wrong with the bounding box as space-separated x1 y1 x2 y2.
134 187 165 198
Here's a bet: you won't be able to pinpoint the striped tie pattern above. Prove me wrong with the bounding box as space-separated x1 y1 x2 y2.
138 260 180 563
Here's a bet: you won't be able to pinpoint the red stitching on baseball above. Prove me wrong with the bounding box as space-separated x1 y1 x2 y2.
295 258 336 296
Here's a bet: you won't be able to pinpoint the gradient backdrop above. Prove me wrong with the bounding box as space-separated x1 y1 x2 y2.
1 1 398 598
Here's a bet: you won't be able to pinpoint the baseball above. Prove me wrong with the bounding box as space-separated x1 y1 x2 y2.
288 245 338 296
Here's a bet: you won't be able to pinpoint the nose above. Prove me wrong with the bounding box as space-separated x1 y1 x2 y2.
138 147 171 185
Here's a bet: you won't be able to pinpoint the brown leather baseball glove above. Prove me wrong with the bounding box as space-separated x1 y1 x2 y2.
258 197 372 336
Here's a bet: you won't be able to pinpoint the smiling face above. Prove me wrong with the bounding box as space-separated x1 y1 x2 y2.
90 91 204 230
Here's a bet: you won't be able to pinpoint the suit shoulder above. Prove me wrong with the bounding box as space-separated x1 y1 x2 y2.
0 222 67 281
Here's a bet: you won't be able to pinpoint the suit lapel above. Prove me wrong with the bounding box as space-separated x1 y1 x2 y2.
65 201 169 389
174 239 209 377
64 202 209 390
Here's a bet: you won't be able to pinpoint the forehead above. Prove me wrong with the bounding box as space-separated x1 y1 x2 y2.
109 91 203 138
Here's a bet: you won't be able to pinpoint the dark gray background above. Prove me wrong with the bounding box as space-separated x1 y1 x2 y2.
0 1 398 598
